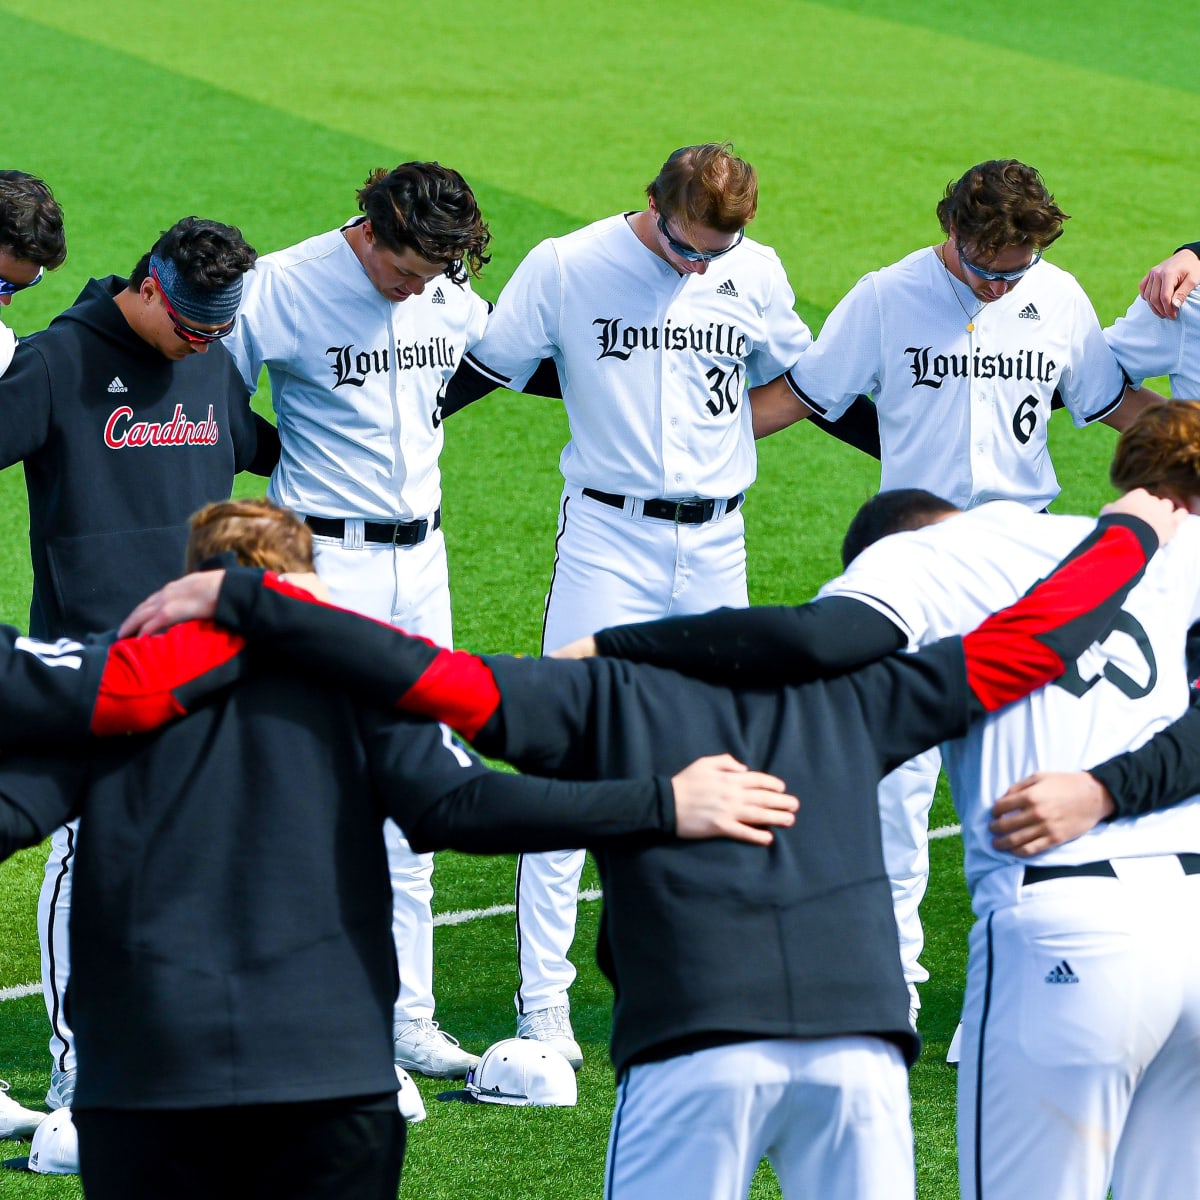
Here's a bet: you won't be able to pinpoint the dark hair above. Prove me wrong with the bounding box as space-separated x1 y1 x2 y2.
0 170 67 269
186 498 314 574
841 488 961 568
646 143 757 240
935 160 1068 259
357 162 491 285
129 216 257 289
1109 400 1200 504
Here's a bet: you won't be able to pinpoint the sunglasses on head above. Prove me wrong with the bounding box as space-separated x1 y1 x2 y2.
656 214 744 263
958 245 1042 283
151 267 236 344
0 267 43 297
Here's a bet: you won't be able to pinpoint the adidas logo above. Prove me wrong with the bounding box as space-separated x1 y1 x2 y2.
716 279 738 297
1018 303 1040 321
107 376 128 394
1044 959 1079 985
431 286 446 305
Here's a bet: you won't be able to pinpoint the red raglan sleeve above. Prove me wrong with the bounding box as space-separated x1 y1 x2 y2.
962 513 1158 717
89 622 248 735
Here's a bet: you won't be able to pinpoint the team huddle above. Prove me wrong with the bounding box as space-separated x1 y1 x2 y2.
0 151 1198 1199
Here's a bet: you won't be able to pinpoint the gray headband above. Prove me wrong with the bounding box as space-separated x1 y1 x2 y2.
149 253 242 326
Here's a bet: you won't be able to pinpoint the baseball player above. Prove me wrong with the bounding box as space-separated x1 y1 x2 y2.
441 142 814 1064
127 490 1177 1200
223 163 495 1078
748 159 1164 1035
577 403 1200 1199
0 213 274 1113
0 170 65 372
0 166 66 1142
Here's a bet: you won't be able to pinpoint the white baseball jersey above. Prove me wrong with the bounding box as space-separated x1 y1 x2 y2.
787 248 1128 510
226 223 489 520
1105 289 1200 397
0 316 15 375
820 501 1200 910
466 213 813 499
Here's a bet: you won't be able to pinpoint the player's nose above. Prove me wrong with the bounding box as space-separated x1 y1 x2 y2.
408 277 427 296
689 260 710 276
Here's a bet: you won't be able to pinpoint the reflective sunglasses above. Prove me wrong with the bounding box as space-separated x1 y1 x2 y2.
151 267 236 344
958 245 1042 283
0 266 43 297
657 214 744 263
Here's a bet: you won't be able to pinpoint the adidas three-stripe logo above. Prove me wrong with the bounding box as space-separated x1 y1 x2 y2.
1044 959 1079 984
431 286 446 305
716 279 738 297
1018 302 1040 321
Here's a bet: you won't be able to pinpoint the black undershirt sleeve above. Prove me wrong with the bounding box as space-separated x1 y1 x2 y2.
402 770 674 855
440 355 562 418
593 596 905 686
1176 241 1200 257
804 394 881 459
245 412 281 477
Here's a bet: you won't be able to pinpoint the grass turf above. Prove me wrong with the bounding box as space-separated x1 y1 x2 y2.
2 0 1197 1195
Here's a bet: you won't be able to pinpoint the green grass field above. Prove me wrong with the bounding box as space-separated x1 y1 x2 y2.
2 1 1199 1195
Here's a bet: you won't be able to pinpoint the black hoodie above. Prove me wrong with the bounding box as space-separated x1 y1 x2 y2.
0 276 279 637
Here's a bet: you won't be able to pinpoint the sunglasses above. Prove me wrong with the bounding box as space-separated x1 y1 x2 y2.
151 267 236 344
0 266 43 297
958 245 1042 283
656 214 744 263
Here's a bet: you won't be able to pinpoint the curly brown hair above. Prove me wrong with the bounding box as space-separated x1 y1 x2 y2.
1109 400 1200 503
646 143 757 241
0 170 66 269
936 160 1068 259
186 498 314 574
357 162 491 285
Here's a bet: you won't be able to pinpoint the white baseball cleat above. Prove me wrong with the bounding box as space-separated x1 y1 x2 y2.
516 1005 584 1071
0 1079 46 1139
393 1019 479 1079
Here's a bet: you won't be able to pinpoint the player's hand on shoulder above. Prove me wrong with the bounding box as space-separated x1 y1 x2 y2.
989 771 1116 857
549 634 598 659
671 753 798 846
118 570 226 638
1100 487 1188 545
1138 247 1200 319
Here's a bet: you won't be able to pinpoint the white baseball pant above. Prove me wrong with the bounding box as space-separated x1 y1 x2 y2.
516 484 748 1014
878 747 941 1026
311 522 453 1025
957 854 1200 1200
39 819 78 1081
605 1036 914 1200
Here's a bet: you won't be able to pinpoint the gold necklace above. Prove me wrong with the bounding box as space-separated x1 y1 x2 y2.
936 245 986 332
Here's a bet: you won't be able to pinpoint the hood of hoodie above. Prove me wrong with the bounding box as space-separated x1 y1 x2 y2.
48 275 167 365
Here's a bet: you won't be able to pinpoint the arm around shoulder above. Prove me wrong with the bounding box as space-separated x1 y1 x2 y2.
750 373 814 438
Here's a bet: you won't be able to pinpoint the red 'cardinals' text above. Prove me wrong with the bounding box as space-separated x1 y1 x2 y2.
104 405 220 449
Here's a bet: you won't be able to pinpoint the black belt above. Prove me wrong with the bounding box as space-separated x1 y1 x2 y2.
582 488 743 525
305 509 442 547
1023 853 1200 886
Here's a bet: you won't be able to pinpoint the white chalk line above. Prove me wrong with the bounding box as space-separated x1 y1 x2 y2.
0 831 963 1002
